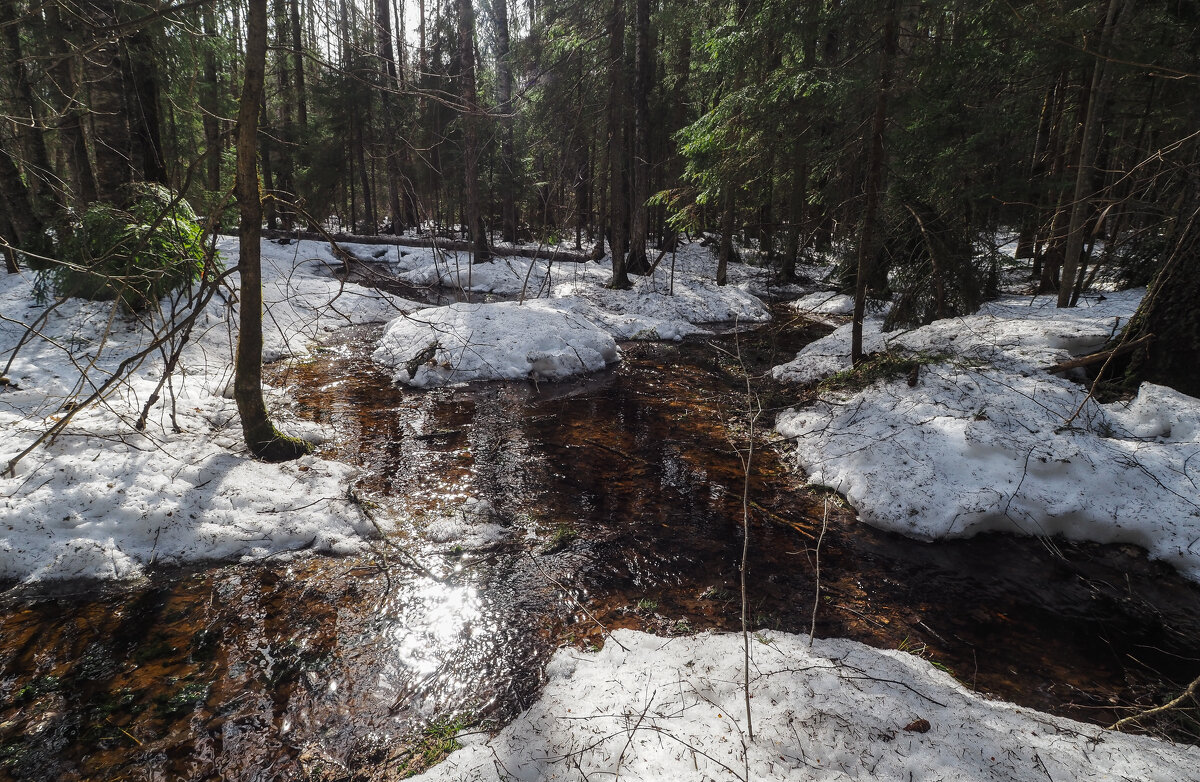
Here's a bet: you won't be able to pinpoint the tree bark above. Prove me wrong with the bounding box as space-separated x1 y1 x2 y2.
290 0 308 128
717 187 735 286
45 2 99 205
200 0 223 193
273 0 297 230
0 146 49 264
493 0 518 243
1121 172 1200 397
1058 0 1126 307
234 0 312 462
376 0 402 233
83 0 138 201
626 0 652 275
851 0 898 366
606 0 630 287
126 27 168 185
1 1 62 221
457 0 490 261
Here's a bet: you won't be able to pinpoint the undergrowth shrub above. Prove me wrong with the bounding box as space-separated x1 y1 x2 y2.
38 184 217 311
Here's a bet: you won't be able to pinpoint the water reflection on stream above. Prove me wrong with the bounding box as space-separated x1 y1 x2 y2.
2 315 1199 780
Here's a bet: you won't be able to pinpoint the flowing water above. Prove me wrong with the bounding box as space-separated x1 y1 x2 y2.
2 311 1199 781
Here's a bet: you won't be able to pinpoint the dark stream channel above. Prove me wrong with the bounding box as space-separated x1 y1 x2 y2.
2 311 1199 781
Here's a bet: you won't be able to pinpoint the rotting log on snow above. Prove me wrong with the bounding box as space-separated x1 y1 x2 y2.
260 230 590 263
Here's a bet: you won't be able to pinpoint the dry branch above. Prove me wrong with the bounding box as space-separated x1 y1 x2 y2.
1043 332 1153 373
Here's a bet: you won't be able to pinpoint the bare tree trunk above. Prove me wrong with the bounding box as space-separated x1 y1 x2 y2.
84 1 137 201
457 0 490 261
493 0 518 243
45 2 99 204
717 187 734 286
126 28 168 185
606 0 630 287
1 208 19 272
271 0 296 229
0 148 48 264
234 0 312 462
1058 0 1127 307
290 0 308 128
626 0 652 275
1121 170 1200 396
851 0 898 366
201 0 223 193
1 1 62 220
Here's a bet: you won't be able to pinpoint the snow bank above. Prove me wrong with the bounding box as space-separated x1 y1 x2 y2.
373 242 771 386
412 629 1197 781
389 243 769 328
373 300 620 387
772 289 1200 580
0 238 415 582
789 290 856 315
774 290 1140 384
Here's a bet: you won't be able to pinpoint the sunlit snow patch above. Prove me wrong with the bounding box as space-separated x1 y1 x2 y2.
373 301 619 387
409 629 1197 781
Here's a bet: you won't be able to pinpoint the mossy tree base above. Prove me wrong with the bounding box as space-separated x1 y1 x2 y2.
240 419 314 463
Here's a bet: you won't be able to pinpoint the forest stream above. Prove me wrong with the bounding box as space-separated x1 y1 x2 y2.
2 308 1199 781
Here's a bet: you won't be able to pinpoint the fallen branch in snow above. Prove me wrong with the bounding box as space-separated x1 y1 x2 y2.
1108 672 1200 732
261 229 591 263
1043 332 1153 374
809 497 829 647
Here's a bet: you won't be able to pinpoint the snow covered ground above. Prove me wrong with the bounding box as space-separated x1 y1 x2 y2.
0 238 417 582
371 242 771 385
773 290 1200 581
412 629 1199 782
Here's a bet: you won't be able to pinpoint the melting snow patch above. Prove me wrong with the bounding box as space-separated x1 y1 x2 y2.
772 289 1200 581
410 629 1198 781
373 301 620 387
0 237 412 583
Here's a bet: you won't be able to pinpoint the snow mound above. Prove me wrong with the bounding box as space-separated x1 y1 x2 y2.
554 272 770 339
789 290 856 315
773 290 1141 386
771 285 1200 580
373 301 620 387
411 629 1198 781
777 367 1200 578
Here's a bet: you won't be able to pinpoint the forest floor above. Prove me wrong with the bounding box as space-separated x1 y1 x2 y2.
1 237 1198 780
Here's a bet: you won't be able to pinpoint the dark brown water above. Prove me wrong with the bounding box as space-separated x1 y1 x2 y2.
2 314 1198 781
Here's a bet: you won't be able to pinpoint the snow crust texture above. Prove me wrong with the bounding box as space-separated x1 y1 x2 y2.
0 239 415 582
373 301 619 387
774 290 1200 580
412 629 1199 782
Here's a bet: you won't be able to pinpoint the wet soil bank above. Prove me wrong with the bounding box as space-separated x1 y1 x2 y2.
1 314 1198 781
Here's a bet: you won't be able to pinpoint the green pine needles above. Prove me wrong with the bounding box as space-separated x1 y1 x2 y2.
37 184 217 312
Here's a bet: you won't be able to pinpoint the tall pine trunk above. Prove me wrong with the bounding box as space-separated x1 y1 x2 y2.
626 0 652 275
851 1 898 365
493 0 518 243
457 0 490 261
376 0 404 232
606 0 630 287
1058 0 1127 307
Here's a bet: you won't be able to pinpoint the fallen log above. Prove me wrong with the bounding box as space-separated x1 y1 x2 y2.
1043 332 1153 373
261 229 592 264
